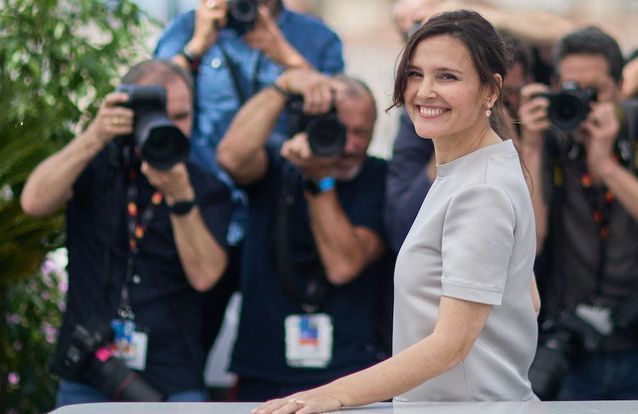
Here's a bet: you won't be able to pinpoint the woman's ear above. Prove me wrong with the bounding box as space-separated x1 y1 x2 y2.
488 73 503 107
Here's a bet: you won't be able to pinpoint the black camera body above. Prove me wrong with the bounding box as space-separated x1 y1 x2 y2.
286 95 347 157
116 84 189 170
227 0 258 34
52 322 164 402
529 311 605 400
545 81 598 132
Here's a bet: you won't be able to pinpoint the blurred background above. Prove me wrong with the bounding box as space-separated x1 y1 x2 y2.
135 0 638 157
2 1 638 413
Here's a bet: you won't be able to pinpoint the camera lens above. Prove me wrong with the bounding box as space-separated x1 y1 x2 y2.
307 117 346 157
231 0 256 21
228 0 257 33
547 82 596 132
548 93 589 132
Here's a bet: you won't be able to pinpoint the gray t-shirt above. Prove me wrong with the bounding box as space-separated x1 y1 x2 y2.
393 140 538 402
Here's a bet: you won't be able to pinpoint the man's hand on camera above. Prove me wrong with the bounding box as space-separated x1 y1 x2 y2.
189 0 229 57
243 5 310 69
86 92 134 145
281 133 336 178
277 69 343 114
581 102 620 179
141 162 195 205
518 83 551 148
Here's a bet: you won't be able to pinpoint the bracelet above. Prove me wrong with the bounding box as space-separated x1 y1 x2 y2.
270 82 291 101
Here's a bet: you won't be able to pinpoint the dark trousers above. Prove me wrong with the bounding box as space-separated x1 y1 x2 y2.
557 349 638 400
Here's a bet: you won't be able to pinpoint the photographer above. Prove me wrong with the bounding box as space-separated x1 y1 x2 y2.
216 69 388 400
20 60 231 405
155 0 343 169
154 0 344 354
519 27 638 400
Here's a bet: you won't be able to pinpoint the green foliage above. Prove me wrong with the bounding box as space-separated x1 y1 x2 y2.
0 0 152 286
0 1 154 412
1 251 67 414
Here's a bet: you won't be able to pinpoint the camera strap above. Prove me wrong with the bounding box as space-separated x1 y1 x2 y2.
100 143 124 307
273 163 330 313
117 166 163 320
217 41 263 105
542 134 571 311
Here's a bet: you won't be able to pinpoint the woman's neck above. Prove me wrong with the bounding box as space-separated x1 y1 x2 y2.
433 121 502 165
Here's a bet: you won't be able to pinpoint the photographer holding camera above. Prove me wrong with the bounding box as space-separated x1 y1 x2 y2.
155 0 343 170
215 68 388 400
20 60 232 405
519 27 638 400
154 0 344 354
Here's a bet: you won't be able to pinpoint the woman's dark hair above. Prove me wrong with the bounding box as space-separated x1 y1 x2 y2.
390 9 509 136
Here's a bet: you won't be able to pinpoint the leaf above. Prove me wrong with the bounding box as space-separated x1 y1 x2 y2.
0 1 157 411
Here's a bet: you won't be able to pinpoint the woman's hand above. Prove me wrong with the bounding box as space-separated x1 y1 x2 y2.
252 388 343 414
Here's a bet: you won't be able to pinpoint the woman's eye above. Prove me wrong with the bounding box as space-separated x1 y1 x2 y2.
440 73 457 80
406 70 422 78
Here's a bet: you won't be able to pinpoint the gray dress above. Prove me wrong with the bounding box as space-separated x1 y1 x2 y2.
393 140 538 402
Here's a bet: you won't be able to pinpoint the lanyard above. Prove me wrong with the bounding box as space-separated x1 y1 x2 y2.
570 141 617 300
117 167 163 320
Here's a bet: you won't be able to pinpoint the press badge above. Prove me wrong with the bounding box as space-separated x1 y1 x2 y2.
111 319 148 371
284 313 333 368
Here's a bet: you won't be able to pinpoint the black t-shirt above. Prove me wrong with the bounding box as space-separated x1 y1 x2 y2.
230 148 388 385
57 145 231 394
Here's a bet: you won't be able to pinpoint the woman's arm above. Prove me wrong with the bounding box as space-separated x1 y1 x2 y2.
253 296 492 414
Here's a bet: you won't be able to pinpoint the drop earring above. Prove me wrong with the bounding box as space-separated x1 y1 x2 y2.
485 100 492 117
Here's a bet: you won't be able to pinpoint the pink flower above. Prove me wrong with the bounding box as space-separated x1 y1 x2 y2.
8 372 20 386
43 322 58 344
41 259 57 279
6 313 21 325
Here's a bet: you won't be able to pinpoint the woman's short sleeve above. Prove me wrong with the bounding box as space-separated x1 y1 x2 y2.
441 184 515 305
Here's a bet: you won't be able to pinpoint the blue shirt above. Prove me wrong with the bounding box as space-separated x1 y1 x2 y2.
155 8 344 243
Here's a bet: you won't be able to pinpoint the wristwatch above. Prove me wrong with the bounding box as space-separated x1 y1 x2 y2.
169 199 196 216
304 176 336 195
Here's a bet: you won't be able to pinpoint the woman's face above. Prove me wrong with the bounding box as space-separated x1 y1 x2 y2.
403 34 490 141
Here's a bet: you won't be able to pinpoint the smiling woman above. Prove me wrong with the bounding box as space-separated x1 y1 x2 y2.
252 10 540 414
402 35 498 161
